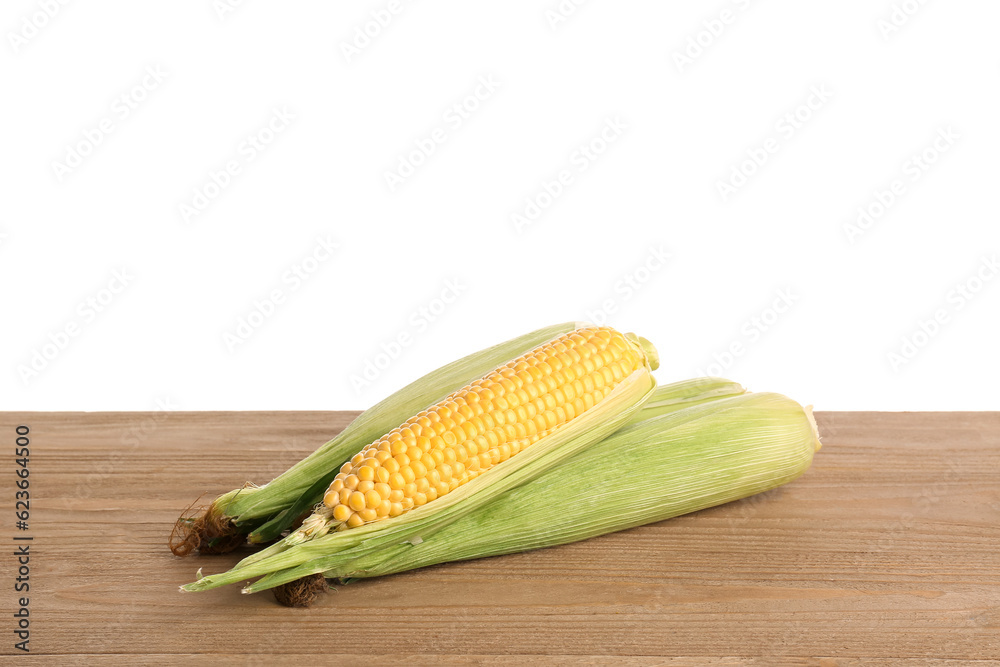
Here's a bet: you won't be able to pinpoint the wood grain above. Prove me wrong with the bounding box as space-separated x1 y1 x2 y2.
0 411 997 664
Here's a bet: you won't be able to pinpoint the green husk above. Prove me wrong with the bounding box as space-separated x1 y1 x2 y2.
183 346 660 592
244 390 819 593
634 376 749 418
171 322 585 554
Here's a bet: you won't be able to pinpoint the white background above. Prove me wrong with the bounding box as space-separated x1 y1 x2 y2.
2 1 998 412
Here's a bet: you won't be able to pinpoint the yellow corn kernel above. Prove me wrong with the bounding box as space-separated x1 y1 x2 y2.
331 504 352 523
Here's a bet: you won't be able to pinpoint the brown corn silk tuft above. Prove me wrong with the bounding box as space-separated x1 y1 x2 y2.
169 499 242 556
272 573 327 607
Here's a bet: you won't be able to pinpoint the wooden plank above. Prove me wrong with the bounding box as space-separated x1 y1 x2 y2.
0 411 997 661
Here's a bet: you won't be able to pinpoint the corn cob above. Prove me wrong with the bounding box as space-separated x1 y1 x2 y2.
244 390 819 596
312 325 655 536
183 325 659 590
171 322 587 555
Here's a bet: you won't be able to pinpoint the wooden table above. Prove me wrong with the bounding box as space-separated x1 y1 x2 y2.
1 411 997 664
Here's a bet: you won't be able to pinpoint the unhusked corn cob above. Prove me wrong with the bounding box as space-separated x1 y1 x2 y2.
244 389 819 593
332 391 820 579
171 322 586 554
322 326 648 532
